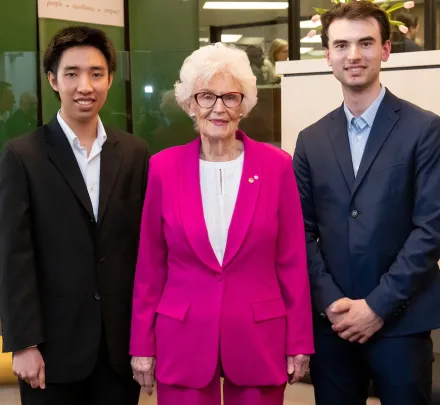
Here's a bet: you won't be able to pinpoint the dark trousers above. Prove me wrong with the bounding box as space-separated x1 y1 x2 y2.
310 331 433 405
19 337 140 405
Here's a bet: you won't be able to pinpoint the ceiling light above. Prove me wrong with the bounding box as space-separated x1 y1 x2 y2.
144 85 154 94
301 35 322 44
221 34 243 43
203 2 288 10
237 36 264 45
300 20 321 29
308 50 326 57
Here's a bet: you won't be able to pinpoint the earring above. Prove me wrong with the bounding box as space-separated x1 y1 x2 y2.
190 112 195 118
239 113 244 118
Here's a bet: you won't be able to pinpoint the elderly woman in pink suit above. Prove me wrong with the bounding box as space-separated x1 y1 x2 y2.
130 42 314 405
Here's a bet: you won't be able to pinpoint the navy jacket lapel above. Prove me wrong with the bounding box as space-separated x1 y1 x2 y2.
327 105 355 192
351 90 401 197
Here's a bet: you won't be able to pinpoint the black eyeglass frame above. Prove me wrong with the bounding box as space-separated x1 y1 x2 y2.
193 92 245 108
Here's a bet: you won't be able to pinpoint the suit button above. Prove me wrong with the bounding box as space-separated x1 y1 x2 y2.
98 257 105 263
351 209 359 218
216 274 224 282
90 217 95 223
94 293 101 300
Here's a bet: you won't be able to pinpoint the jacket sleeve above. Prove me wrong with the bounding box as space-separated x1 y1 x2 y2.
130 155 168 356
142 148 150 200
293 132 345 313
0 144 44 352
276 154 314 356
366 116 440 320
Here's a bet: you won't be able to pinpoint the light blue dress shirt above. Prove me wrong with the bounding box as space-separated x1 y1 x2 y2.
344 86 386 177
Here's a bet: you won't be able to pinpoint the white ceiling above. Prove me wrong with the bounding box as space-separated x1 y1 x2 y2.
198 0 322 51
199 0 426 31
198 0 426 56
199 1 287 36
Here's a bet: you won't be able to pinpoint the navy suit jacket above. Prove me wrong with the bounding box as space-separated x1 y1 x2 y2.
294 89 440 336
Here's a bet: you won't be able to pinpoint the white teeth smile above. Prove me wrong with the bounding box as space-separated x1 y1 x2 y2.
77 100 93 105
348 68 363 72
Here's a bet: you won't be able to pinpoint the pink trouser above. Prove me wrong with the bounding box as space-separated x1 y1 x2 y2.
156 365 286 405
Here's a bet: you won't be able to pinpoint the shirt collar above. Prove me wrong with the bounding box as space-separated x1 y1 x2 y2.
344 85 386 129
57 111 107 149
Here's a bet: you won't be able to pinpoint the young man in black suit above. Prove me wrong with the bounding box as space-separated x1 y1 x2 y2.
0 26 148 405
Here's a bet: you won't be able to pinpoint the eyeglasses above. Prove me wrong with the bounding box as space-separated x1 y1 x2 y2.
194 92 244 109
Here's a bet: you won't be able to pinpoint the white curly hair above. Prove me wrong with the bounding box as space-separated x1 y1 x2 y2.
174 42 258 117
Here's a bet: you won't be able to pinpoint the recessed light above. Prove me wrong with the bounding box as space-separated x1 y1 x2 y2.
203 2 288 10
221 34 243 43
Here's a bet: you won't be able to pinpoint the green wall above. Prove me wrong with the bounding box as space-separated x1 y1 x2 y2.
128 0 199 152
1 0 200 149
0 1 38 148
0 1 37 53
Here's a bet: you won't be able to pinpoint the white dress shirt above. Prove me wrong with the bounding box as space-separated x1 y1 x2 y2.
57 112 107 221
200 153 244 265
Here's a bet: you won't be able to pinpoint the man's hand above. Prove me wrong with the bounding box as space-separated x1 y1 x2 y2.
131 356 155 396
325 298 352 325
12 347 45 389
332 299 384 344
287 354 310 384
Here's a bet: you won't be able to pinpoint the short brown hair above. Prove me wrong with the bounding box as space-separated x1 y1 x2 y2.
43 26 117 76
320 1 391 49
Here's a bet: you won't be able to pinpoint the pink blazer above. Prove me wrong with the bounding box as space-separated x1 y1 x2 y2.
130 131 314 389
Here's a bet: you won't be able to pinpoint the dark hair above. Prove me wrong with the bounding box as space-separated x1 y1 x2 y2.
320 1 391 49
43 26 117 76
394 10 419 29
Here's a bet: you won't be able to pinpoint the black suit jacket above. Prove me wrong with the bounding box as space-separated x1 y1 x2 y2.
0 117 149 383
294 90 440 336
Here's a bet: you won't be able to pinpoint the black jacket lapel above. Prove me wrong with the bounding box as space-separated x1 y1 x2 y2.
44 117 94 220
97 129 122 224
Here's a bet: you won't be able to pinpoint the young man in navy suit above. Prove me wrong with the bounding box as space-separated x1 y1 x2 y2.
294 2 440 404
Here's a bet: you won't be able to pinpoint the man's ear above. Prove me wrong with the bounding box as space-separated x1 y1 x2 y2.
48 71 59 92
325 49 332 67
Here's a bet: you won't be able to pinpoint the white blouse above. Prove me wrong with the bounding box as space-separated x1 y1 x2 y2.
200 153 244 265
